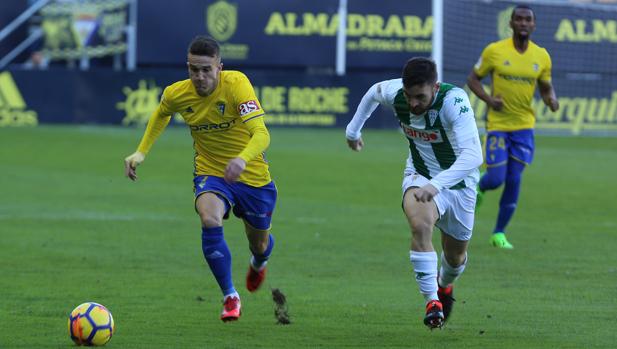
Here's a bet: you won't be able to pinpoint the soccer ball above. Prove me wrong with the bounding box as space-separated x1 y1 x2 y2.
68 302 115 346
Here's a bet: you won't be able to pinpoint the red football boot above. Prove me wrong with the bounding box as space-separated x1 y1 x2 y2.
437 284 455 322
220 296 241 322
246 266 266 292
423 299 444 329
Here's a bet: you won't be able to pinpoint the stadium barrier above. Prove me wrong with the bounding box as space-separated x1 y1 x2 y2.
2 67 617 134
0 68 398 129
2 0 617 134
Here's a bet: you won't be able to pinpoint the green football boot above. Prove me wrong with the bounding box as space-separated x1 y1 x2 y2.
490 232 513 249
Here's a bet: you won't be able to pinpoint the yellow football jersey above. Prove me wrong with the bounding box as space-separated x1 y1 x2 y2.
474 38 552 131
153 70 271 187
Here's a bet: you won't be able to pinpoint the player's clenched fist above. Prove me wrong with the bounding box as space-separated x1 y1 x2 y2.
224 157 246 183
124 151 145 181
346 137 364 152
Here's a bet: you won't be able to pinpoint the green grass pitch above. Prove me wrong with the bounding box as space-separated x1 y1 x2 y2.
1 126 616 348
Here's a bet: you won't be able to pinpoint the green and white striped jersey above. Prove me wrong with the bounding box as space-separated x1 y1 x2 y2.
346 78 483 190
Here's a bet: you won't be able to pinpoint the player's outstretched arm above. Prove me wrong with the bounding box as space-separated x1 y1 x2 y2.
346 81 385 151
123 110 172 181
124 151 145 181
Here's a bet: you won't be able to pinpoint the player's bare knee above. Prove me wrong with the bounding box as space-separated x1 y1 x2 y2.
200 213 222 228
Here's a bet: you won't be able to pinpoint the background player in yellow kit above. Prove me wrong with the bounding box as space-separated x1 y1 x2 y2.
467 5 559 249
124 36 276 322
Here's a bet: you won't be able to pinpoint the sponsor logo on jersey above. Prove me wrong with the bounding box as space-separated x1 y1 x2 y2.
497 73 535 84
238 100 261 116
401 124 443 143
189 119 237 132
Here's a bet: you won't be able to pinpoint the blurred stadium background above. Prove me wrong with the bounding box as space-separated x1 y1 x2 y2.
1 0 616 133
1 1 617 348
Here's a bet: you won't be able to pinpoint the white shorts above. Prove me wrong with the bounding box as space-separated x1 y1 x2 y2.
402 173 476 241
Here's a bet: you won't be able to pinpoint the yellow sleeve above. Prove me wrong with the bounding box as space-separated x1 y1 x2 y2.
473 43 495 78
233 73 266 122
136 87 175 154
237 116 270 163
539 49 552 83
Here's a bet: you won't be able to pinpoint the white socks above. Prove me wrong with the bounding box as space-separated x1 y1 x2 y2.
438 252 467 288
409 251 438 302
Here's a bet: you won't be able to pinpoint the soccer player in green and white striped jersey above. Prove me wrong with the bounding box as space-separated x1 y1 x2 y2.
346 58 483 329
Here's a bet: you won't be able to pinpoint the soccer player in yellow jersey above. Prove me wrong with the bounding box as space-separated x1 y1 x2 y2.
467 5 559 249
124 36 276 322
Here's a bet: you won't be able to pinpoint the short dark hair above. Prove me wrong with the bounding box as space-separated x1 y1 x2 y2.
511 5 535 20
188 35 220 57
402 57 437 88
